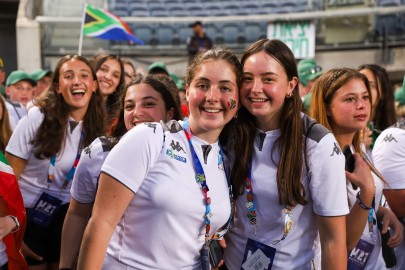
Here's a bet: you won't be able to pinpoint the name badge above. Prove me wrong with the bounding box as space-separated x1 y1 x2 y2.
241 238 276 270
27 192 62 228
348 239 375 270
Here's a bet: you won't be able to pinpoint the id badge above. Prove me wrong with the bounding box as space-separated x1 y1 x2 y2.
27 192 62 228
348 239 375 270
241 238 276 270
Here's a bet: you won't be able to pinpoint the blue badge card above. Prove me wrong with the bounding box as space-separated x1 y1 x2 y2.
241 238 276 270
348 239 375 270
27 192 62 228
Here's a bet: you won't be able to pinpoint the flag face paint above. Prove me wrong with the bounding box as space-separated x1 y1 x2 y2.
83 5 144 45
227 98 236 110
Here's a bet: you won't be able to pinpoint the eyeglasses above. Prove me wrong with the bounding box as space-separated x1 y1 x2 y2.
301 66 322 77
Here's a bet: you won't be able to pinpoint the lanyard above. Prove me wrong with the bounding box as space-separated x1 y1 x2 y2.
182 121 233 243
246 158 293 244
48 132 84 189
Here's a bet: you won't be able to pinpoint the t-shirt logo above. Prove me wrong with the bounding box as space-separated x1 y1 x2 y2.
382 134 397 143
170 140 186 153
330 142 341 156
145 122 157 133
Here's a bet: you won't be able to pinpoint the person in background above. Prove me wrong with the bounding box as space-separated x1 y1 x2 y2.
27 69 53 110
310 68 403 269
224 39 348 270
394 75 405 119
77 47 241 270
148 62 170 77
297 58 323 112
5 55 105 270
122 60 136 84
5 71 36 130
187 21 213 65
0 58 5 98
0 152 28 270
178 88 189 118
59 74 182 269
358 64 396 154
373 119 405 270
0 97 12 154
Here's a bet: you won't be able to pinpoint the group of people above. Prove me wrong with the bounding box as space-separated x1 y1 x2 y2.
0 38 404 270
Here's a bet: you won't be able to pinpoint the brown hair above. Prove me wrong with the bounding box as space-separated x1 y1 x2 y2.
0 97 12 153
309 68 371 153
232 39 305 207
32 55 105 159
110 74 183 139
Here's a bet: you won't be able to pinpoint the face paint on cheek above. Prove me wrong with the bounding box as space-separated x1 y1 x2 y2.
227 98 236 110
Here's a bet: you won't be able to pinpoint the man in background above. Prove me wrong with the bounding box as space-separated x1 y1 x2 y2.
187 21 213 65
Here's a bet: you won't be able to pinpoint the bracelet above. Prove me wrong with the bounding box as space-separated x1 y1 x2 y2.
356 191 373 210
7 215 20 233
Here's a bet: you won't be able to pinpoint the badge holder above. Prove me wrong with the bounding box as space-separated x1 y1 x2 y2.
27 192 62 228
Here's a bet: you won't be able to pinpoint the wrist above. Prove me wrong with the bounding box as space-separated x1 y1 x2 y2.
356 191 373 210
7 215 20 233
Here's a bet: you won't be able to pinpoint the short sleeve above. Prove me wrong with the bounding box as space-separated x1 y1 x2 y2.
6 106 43 160
308 133 349 216
101 123 164 193
71 137 109 203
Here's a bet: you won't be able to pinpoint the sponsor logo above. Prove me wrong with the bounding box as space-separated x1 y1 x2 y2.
146 123 157 133
166 149 187 163
170 140 186 153
330 142 342 156
382 134 397 143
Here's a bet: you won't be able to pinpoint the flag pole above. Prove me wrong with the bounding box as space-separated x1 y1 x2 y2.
78 4 87 56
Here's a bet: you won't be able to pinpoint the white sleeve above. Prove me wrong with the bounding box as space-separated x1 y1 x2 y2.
101 123 164 193
309 133 349 216
5 106 43 160
373 128 405 189
71 138 107 203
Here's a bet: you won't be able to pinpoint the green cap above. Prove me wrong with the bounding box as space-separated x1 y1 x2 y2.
298 59 322 87
148 62 169 75
31 69 52 81
303 92 312 112
395 75 405 106
6 70 37 87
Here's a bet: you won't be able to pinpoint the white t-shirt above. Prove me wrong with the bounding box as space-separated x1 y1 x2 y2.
71 136 113 203
373 121 405 270
346 169 385 270
4 99 27 130
101 120 232 269
6 106 84 207
224 116 349 270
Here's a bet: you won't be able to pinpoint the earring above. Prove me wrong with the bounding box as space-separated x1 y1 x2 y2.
286 92 293 98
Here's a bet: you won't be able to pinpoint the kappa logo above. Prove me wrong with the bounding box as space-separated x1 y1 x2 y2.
166 148 187 163
84 146 92 158
382 134 397 143
330 142 342 156
170 140 186 153
146 123 157 133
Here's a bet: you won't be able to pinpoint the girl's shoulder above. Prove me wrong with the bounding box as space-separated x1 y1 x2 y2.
302 113 330 143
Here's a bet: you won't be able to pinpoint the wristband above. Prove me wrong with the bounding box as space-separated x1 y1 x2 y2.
356 191 372 210
7 215 20 233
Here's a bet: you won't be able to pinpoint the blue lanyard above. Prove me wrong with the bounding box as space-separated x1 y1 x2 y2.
182 121 233 242
48 132 84 189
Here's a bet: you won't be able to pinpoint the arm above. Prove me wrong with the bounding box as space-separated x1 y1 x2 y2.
345 153 376 250
316 215 347 270
383 189 405 218
377 206 404 248
60 198 93 269
4 152 27 180
77 173 134 270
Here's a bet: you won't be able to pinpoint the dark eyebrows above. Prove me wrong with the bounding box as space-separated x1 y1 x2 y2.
196 77 236 86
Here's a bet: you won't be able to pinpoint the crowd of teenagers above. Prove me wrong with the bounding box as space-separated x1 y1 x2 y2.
0 38 404 270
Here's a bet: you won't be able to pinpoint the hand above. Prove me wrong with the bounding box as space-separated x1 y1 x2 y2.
345 153 375 194
22 241 43 261
362 127 373 150
379 208 404 248
0 216 17 240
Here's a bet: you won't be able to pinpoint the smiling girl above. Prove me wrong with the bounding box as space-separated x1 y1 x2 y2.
5 55 105 270
77 48 242 270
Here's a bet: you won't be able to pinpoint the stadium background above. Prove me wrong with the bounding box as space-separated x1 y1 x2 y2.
1 0 405 84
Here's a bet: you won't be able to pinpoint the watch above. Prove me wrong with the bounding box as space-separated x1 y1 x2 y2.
7 215 20 233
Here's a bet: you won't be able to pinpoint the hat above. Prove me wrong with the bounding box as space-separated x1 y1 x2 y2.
395 75 405 106
148 62 169 76
31 69 52 81
298 59 323 87
189 21 202 28
0 57 3 69
6 70 37 87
